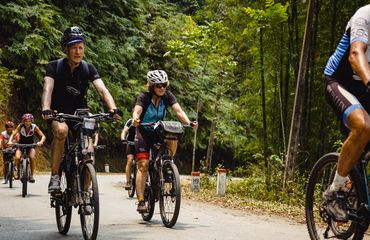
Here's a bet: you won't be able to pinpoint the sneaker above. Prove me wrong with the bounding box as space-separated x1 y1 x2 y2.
29 176 35 183
124 182 132 190
2 179 7 184
323 188 349 222
48 175 61 193
137 201 147 213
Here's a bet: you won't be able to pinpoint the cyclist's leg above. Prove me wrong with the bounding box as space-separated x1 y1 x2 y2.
28 148 36 182
14 149 21 179
134 128 151 212
166 139 178 157
49 121 68 192
136 153 149 203
125 154 134 187
324 77 370 221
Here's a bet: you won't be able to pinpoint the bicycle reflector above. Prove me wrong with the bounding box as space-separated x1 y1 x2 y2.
83 118 96 130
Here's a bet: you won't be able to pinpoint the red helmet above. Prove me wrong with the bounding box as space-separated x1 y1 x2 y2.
5 121 14 128
22 113 34 122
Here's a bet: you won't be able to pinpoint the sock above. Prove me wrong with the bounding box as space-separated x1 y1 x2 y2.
329 171 348 191
138 195 144 202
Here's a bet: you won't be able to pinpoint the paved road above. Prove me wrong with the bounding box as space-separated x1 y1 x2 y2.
0 174 309 239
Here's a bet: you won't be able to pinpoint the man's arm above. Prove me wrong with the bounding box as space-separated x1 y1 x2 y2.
92 79 117 111
349 41 370 86
42 76 55 119
42 76 55 111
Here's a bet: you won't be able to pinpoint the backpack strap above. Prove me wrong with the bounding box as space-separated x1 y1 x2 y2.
56 58 89 80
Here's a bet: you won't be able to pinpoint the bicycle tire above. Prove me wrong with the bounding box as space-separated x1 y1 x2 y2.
141 173 155 221
55 167 72 234
159 161 181 228
21 159 28 197
305 153 367 240
8 161 13 188
80 163 99 240
128 162 136 198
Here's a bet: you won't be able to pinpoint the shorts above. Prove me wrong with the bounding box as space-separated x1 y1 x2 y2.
126 143 135 156
325 76 370 128
134 127 160 160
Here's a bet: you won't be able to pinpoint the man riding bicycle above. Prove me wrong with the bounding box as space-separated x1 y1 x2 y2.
323 4 370 222
121 118 136 190
8 113 46 183
132 70 197 213
41 26 121 193
0 121 18 184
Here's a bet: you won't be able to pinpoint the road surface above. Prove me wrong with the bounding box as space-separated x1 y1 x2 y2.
0 174 309 239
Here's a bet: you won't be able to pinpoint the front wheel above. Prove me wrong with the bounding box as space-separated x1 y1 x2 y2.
7 161 13 188
55 167 72 234
305 153 367 240
80 163 99 240
159 161 181 228
21 159 28 197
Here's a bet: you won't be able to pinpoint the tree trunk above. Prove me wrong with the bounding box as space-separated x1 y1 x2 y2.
206 86 221 172
259 28 270 188
284 0 315 188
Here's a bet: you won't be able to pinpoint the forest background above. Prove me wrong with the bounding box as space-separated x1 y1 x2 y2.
0 0 366 205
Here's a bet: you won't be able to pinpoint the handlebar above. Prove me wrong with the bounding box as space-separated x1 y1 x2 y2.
49 112 113 123
139 121 195 128
13 143 38 148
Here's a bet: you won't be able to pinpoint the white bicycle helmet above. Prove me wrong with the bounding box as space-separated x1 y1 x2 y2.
147 70 168 84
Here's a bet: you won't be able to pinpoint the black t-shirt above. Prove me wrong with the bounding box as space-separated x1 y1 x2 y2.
45 58 100 114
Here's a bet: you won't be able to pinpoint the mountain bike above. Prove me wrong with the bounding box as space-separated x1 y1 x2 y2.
2 147 15 188
305 148 370 239
49 109 112 240
122 140 136 198
13 143 37 197
140 121 190 228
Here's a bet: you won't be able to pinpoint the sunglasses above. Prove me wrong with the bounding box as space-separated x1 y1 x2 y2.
155 83 168 89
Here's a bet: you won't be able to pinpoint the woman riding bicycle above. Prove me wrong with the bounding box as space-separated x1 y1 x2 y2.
0 121 18 184
8 113 46 183
132 69 197 213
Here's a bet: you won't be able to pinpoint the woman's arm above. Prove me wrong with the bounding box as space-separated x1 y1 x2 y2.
35 127 46 145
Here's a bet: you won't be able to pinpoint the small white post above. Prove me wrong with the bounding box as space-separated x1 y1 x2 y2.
217 168 226 196
104 163 109 173
191 171 201 192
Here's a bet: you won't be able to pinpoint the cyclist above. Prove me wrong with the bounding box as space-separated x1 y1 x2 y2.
323 4 370 222
8 113 46 183
0 121 18 184
132 70 197 213
121 118 136 190
41 26 121 193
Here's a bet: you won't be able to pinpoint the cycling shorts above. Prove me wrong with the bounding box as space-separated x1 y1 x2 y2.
126 143 135 156
325 76 367 127
134 127 159 161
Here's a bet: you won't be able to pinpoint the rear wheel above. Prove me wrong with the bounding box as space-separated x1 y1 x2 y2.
159 161 181 228
305 153 367 239
55 167 72 234
128 161 136 198
21 159 28 197
80 163 99 240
